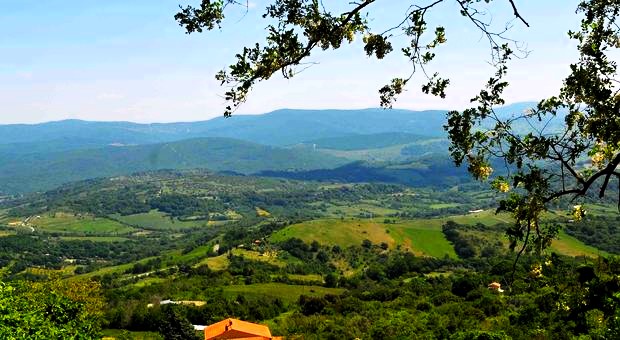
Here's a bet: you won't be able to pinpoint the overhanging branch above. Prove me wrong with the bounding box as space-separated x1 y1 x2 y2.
508 0 530 27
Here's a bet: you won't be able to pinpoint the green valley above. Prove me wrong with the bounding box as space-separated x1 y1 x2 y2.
0 169 618 339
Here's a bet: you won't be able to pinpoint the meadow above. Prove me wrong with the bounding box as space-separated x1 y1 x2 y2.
33 213 134 234
270 219 396 248
112 210 205 230
221 283 345 303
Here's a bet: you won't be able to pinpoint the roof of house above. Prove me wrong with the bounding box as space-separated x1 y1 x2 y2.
204 318 276 340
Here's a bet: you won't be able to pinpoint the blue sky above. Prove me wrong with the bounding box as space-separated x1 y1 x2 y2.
0 0 580 124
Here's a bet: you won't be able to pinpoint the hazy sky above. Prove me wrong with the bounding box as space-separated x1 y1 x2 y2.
0 0 581 124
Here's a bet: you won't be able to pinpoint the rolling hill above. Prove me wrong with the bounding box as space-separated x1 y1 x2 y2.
0 137 347 194
0 101 569 194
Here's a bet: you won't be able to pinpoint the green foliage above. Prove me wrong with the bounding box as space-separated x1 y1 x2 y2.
175 0 620 257
177 0 368 116
1 168 618 339
157 305 200 340
444 0 620 255
0 278 103 339
565 214 620 253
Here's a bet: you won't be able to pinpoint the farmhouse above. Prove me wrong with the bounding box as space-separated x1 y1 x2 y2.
204 318 282 340
488 282 504 293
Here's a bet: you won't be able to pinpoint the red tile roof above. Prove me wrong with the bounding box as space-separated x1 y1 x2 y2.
204 318 281 340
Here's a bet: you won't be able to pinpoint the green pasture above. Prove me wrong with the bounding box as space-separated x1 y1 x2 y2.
550 229 608 258
33 214 134 234
387 222 457 258
112 210 204 230
222 283 344 303
270 219 396 248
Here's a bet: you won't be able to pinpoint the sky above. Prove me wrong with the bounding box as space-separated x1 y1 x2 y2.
0 0 582 124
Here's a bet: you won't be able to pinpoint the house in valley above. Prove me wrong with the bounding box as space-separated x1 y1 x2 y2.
204 318 282 340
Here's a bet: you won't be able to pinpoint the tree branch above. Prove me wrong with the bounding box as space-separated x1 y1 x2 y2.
543 152 620 203
511 217 531 282
507 0 530 27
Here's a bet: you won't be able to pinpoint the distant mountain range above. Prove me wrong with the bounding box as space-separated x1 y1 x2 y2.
0 108 449 149
0 102 565 194
0 102 549 148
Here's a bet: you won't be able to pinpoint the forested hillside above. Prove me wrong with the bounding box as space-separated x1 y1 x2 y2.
0 138 347 194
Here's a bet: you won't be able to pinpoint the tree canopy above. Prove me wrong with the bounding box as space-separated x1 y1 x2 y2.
0 277 104 339
175 0 620 257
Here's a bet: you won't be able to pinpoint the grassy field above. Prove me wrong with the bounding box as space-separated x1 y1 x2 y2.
271 219 396 248
222 283 344 303
131 277 168 288
387 223 457 258
550 229 609 257
429 203 461 209
71 255 159 280
169 244 215 264
33 213 134 234
198 254 230 271
270 215 497 258
112 210 204 230
422 210 512 227
325 202 399 217
287 274 324 283
268 210 609 259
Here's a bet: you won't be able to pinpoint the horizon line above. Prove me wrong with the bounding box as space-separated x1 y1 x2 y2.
0 101 539 126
